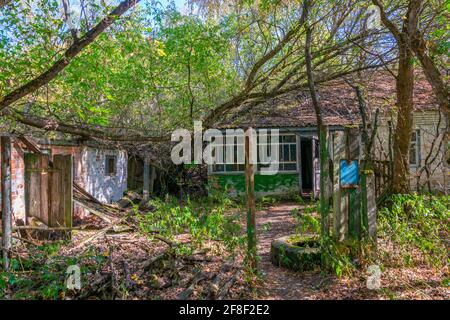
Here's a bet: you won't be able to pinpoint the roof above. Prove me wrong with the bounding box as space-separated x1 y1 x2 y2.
220 69 440 128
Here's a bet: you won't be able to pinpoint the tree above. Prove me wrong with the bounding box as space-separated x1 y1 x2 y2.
0 0 142 112
303 0 331 262
1 0 390 144
372 0 422 193
408 0 449 124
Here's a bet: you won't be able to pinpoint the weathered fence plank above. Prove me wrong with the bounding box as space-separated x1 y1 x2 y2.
24 153 42 223
1 136 12 271
39 154 50 225
332 131 346 241
52 155 73 228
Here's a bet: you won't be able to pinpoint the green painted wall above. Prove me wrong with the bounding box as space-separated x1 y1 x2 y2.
209 173 299 196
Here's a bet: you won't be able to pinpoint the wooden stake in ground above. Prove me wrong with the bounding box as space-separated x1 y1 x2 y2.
1 136 12 271
245 128 257 272
143 157 150 201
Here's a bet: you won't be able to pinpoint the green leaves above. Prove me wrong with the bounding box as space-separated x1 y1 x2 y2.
138 191 243 253
378 194 450 268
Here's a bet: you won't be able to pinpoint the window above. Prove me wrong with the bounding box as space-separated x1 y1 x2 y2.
257 134 297 172
410 129 420 166
211 133 297 173
211 135 245 173
105 155 117 176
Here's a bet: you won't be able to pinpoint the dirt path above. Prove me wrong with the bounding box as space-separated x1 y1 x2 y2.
253 202 448 300
255 202 327 299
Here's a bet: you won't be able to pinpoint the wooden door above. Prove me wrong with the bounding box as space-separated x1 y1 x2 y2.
24 153 72 228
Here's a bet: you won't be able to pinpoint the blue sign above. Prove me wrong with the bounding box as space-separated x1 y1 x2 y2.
340 160 359 187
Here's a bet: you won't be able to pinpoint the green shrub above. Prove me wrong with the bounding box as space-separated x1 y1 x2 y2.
378 194 449 268
138 192 244 253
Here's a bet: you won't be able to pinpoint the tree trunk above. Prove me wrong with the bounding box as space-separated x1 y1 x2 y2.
392 44 414 193
372 0 422 194
304 16 330 238
412 35 450 124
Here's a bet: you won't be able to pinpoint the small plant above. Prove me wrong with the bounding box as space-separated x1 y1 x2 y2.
290 208 320 237
321 239 355 277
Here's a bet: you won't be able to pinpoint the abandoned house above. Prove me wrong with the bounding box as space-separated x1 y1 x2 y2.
0 71 448 231
0 135 128 226
208 71 449 197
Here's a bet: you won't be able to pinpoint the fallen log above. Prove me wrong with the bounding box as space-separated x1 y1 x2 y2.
142 249 172 270
67 217 127 253
152 234 177 247
207 261 234 299
176 270 209 300
217 272 239 300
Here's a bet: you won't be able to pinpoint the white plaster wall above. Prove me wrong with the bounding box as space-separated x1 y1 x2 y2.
374 111 449 192
81 146 128 203
11 144 26 222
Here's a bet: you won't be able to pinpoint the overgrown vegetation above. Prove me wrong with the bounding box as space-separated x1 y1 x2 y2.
137 191 245 255
0 243 109 299
1 192 448 299
377 194 449 268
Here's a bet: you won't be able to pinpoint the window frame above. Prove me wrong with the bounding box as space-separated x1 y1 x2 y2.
209 132 298 175
409 129 421 167
210 133 245 174
105 155 117 176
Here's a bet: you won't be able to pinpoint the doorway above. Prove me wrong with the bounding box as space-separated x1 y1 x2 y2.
300 137 313 192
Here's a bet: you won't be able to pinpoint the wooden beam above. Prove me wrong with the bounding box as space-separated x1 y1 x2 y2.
17 135 42 154
1 136 12 271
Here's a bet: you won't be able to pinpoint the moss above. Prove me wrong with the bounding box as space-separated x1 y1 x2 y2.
270 234 321 272
285 235 320 248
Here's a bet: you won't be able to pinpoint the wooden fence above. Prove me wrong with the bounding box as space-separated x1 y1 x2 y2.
372 160 391 203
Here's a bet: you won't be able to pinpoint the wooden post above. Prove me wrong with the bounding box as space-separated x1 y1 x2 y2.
149 164 156 195
348 188 358 239
332 131 346 241
143 157 150 201
360 169 368 238
245 128 257 272
1 136 12 271
366 173 377 239
319 126 330 238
